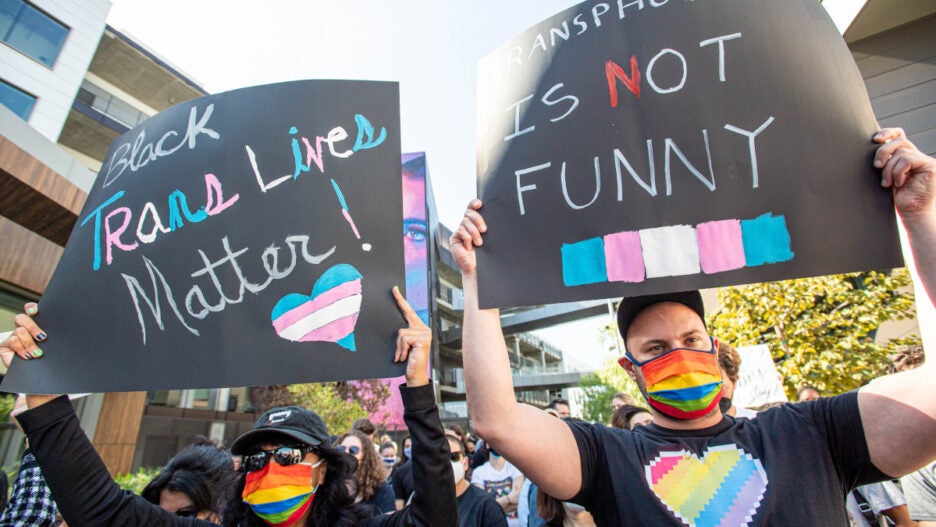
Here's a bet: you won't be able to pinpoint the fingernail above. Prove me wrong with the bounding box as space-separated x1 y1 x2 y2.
393 285 400 293
26 306 37 315
33 349 43 358
36 333 47 341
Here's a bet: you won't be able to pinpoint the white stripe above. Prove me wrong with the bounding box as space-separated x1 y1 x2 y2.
278 294 362 341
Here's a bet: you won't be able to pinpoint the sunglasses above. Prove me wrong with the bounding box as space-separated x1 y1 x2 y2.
244 445 315 472
337 444 362 456
450 451 464 463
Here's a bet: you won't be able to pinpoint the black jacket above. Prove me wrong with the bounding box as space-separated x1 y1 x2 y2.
19 383 457 527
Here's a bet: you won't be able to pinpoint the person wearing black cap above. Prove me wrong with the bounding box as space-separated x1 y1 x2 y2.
2 288 457 527
449 127 936 525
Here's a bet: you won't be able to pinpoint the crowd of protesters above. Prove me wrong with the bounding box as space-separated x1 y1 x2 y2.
0 129 935 526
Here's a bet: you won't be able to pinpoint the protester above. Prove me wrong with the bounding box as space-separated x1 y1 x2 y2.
336 430 395 515
379 441 398 471
449 128 936 524
545 399 570 419
796 384 822 402
392 436 414 511
352 418 379 451
610 392 634 412
0 287 457 527
471 445 524 527
609 404 652 431
140 437 237 522
534 490 595 527
717 341 758 418
0 394 57 526
846 481 916 527
447 433 506 527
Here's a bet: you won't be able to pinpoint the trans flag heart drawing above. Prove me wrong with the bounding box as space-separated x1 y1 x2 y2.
271 264 363 351
646 444 768 527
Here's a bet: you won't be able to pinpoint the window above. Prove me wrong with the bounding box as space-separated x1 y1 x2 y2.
0 78 35 119
0 0 68 67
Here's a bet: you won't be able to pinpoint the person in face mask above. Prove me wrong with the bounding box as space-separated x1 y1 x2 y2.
3 288 457 527
447 434 506 527
716 340 758 418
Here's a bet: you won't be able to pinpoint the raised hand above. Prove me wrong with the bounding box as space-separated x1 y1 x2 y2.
392 286 431 387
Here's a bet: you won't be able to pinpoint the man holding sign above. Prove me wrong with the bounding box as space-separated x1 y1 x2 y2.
451 129 936 525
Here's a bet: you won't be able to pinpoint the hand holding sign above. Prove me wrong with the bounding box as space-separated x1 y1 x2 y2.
449 199 487 277
875 128 936 219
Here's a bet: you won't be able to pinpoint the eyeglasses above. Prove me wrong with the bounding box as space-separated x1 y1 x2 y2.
337 444 361 456
244 445 315 472
450 451 464 463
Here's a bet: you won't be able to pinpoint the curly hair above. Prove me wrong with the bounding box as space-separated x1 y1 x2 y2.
222 443 372 527
335 430 388 502
141 440 236 519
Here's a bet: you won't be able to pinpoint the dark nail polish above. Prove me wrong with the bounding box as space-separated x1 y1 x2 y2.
36 333 47 341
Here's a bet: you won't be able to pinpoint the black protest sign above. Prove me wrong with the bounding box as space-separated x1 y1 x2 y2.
475 0 902 309
3 80 407 393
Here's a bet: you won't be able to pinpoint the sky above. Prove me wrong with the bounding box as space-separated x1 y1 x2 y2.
105 0 614 370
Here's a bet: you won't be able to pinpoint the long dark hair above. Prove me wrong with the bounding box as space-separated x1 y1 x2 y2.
335 430 388 502
141 439 236 518
222 443 371 527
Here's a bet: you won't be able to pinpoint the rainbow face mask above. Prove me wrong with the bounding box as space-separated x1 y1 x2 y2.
242 459 322 526
625 338 723 420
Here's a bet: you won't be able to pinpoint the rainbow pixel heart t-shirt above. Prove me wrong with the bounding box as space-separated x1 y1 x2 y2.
568 392 887 526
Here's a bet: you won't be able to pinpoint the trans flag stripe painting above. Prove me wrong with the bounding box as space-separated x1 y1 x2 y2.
561 213 793 287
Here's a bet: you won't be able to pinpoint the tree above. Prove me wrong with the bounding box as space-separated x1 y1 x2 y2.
336 379 393 427
708 269 921 399
577 323 646 423
288 383 368 435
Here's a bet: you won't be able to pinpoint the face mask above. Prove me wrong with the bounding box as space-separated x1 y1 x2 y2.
719 396 733 414
451 460 466 484
628 338 723 420
403 447 412 459
382 456 396 467
242 459 323 526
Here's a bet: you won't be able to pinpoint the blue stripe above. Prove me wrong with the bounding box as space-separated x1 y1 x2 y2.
694 455 758 526
331 179 349 210
310 264 363 298
649 382 721 402
246 492 311 514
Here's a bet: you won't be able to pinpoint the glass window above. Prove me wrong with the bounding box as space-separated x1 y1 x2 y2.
0 0 68 68
0 78 35 119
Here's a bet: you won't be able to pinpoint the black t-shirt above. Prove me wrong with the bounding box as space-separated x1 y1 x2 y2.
393 461 415 502
457 484 508 527
363 481 396 516
569 392 887 526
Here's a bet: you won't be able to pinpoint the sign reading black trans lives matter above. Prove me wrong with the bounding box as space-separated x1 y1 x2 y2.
3 80 407 393
475 0 903 309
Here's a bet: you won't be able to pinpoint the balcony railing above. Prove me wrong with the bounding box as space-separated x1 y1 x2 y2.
76 79 150 128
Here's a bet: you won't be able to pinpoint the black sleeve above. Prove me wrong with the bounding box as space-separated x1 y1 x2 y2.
363 383 458 527
566 419 602 508
797 391 890 487
17 396 214 527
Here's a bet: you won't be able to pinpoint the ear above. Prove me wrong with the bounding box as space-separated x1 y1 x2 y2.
315 461 328 486
619 356 639 382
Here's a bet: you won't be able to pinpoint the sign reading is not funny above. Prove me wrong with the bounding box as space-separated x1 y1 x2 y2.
475 0 902 309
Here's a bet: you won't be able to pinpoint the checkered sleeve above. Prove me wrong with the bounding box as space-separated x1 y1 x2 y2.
0 449 58 527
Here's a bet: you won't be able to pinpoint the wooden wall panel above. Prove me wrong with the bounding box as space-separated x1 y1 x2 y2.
93 391 148 477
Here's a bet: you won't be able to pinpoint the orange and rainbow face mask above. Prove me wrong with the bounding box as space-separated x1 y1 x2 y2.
242 459 322 526
623 338 723 420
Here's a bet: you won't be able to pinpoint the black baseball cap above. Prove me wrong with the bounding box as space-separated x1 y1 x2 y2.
230 406 330 455
617 290 705 347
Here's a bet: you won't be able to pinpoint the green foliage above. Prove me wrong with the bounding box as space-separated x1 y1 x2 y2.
0 394 15 422
709 269 920 398
115 465 162 495
288 383 368 435
577 322 647 423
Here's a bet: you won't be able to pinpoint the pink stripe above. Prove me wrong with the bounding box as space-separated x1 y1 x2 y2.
272 280 361 333
298 313 359 342
343 209 361 239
